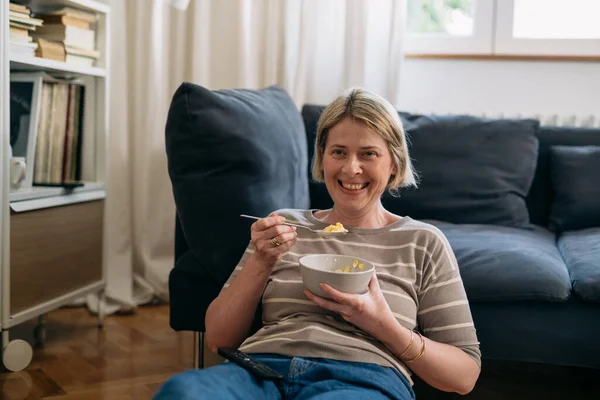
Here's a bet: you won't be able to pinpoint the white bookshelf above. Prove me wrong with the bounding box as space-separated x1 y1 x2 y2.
0 0 110 372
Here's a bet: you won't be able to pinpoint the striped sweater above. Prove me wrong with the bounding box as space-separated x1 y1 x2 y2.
223 209 481 384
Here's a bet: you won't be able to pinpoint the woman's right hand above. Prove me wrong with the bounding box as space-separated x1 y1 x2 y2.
251 212 297 270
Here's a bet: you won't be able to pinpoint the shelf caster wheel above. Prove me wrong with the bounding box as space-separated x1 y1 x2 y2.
2 339 33 372
34 324 47 347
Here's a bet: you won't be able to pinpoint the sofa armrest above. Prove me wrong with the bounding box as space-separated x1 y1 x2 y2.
169 249 263 336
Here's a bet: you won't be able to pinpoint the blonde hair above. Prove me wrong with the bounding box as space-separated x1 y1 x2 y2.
311 88 418 193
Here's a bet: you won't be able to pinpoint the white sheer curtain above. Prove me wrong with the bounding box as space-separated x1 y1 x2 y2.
283 0 407 107
100 0 406 314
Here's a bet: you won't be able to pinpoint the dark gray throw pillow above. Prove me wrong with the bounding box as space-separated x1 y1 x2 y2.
549 145 600 232
165 83 310 284
389 113 540 228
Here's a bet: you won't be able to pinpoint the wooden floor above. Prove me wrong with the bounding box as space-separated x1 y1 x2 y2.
2 305 599 399
0 304 209 400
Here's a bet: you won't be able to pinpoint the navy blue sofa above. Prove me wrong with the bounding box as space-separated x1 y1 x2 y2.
166 83 600 398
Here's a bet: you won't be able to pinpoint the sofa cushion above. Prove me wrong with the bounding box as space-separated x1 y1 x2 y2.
301 106 540 228
558 228 600 302
549 145 600 232
525 126 600 227
425 220 571 302
166 83 310 285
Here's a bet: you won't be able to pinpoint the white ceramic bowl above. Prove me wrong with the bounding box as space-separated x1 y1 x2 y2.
298 254 375 299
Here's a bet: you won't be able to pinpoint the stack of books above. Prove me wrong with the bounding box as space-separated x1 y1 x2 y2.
32 6 100 67
9 2 44 57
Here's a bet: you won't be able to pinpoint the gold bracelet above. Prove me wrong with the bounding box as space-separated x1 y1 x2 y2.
398 330 414 358
405 332 426 363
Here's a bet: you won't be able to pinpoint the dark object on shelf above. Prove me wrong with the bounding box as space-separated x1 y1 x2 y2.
33 181 85 189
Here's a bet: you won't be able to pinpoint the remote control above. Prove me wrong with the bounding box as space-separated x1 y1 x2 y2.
217 347 284 381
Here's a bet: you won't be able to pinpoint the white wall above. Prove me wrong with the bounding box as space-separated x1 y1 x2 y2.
397 59 600 121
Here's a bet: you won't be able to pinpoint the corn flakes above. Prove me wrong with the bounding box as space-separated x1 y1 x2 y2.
333 259 366 273
323 222 348 233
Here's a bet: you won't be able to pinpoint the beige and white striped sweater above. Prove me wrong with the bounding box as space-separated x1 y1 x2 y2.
223 209 481 384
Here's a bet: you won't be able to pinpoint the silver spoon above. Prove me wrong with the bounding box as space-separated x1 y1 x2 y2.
240 214 348 237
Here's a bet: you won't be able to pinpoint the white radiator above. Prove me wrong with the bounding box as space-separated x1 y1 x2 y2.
479 113 600 128
410 111 600 128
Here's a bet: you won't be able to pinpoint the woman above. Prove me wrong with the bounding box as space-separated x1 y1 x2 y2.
155 88 481 399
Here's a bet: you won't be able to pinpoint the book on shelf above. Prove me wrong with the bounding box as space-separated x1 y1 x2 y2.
9 11 43 27
34 38 65 61
31 24 96 52
65 46 101 67
10 26 32 41
37 14 92 30
10 41 38 57
9 2 30 14
37 6 98 30
9 11 42 26
36 6 98 24
33 38 101 67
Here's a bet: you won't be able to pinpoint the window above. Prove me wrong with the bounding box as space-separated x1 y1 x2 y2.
404 0 494 54
405 0 600 57
495 0 600 56
407 0 475 36
512 0 600 39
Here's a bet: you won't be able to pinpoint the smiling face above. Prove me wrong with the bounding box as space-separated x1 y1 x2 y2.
322 116 396 217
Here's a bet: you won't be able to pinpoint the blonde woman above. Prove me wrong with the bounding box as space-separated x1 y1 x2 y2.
155 88 480 399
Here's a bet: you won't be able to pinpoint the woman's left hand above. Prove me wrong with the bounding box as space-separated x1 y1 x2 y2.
304 274 396 339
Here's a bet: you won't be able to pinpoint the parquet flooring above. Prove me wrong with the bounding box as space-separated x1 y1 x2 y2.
0 304 209 400
2 304 599 399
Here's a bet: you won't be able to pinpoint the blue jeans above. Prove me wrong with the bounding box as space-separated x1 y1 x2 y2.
154 353 415 399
